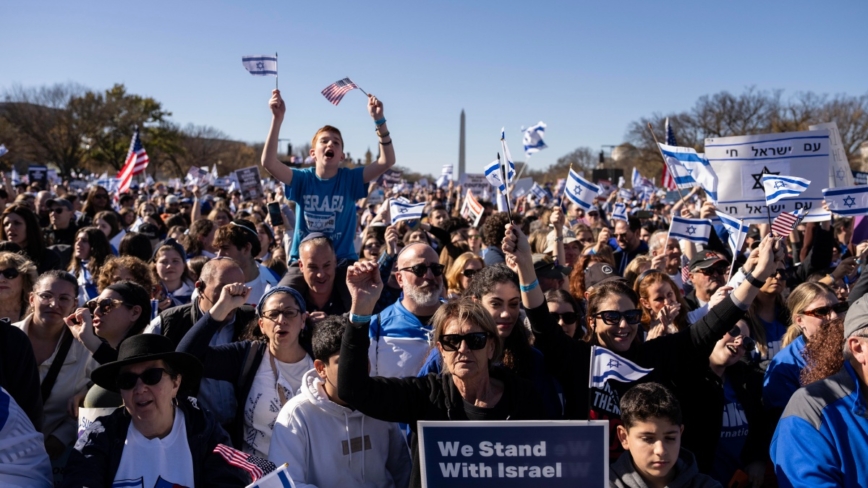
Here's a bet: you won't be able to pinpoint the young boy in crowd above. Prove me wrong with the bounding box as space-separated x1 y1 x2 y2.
268 315 412 488
611 383 720 488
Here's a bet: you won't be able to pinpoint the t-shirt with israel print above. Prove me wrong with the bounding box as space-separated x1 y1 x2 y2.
286 166 367 262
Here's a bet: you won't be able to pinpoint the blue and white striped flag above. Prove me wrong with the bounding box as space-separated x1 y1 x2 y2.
631 167 642 188
760 175 811 205
484 159 506 194
522 122 547 156
823 185 868 216
590 346 653 389
658 144 718 202
716 209 750 256
564 169 599 210
530 182 549 201
246 463 296 488
612 202 628 221
242 55 278 76
500 128 516 184
389 199 426 224
668 216 713 244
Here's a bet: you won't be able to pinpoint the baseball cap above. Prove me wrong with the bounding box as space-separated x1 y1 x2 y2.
533 254 570 281
688 250 728 272
584 262 625 289
137 223 159 240
543 229 578 254
46 198 73 211
165 195 179 205
844 295 868 338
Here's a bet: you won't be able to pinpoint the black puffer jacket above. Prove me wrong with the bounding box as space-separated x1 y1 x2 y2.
61 397 250 488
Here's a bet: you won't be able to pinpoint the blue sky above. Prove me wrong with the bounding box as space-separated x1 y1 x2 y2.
3 1 867 176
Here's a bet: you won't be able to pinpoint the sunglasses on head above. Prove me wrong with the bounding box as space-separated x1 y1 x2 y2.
399 263 445 277
593 309 643 326
439 332 489 351
727 326 756 351
86 298 131 315
802 302 849 319
462 268 479 278
0 268 20 280
551 312 578 324
116 367 167 391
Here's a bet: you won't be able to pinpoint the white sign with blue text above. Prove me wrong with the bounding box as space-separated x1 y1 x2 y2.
417 421 608 488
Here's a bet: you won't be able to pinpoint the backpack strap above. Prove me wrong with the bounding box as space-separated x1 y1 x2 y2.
238 341 263 390
41 331 74 403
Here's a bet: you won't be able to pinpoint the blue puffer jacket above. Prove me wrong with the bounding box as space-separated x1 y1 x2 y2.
61 397 249 488
368 299 433 378
771 361 868 487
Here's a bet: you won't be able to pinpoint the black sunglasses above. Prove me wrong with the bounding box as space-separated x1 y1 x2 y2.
551 312 578 324
116 367 167 390
51 207 67 214
698 266 727 276
593 309 643 326
0 268 20 280
439 332 489 351
86 298 132 315
727 326 756 351
462 268 479 278
802 302 849 319
399 263 445 277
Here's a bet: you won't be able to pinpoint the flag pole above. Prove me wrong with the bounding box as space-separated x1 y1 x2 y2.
352 76 369 96
275 52 278 90
766 204 774 237
498 152 513 222
727 222 742 283
514 155 530 182
646 123 687 202
587 346 595 420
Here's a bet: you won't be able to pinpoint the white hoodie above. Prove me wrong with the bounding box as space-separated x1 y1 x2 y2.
268 369 412 488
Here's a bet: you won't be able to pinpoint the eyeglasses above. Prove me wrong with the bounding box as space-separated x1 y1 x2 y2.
0 268 20 280
551 312 578 324
86 298 132 315
802 302 849 319
587 212 599 218
462 268 479 278
399 263 445 277
116 368 167 390
439 332 490 351
261 309 301 322
727 326 756 351
51 207 66 214
35 292 75 308
592 309 643 326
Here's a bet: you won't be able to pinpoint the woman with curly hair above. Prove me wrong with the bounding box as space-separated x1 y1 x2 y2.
1 204 63 273
97 255 157 297
69 227 113 304
445 251 484 298
0 251 38 321
633 270 690 341
800 317 845 385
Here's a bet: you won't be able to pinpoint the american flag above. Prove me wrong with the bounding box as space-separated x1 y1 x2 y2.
771 208 805 238
321 77 359 105
213 443 277 481
661 118 677 190
117 128 149 195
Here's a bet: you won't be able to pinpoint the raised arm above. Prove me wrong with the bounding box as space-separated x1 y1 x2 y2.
261 89 295 185
362 95 396 183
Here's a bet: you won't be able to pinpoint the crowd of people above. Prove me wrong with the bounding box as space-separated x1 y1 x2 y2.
0 89 865 488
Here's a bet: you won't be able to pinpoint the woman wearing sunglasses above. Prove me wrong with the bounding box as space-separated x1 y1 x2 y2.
445 251 483 298
1 204 63 274
0 251 38 322
763 282 846 430
339 260 546 488
502 224 777 450
679 319 769 486
62 334 248 487
544 289 584 340
743 261 790 364
177 286 312 458
69 227 113 306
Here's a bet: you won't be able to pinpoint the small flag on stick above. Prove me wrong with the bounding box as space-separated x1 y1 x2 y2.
242 55 278 76
213 443 277 482
321 77 366 106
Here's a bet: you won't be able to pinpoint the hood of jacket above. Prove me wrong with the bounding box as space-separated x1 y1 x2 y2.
609 448 720 488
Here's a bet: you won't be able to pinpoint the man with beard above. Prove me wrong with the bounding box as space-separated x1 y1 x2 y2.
367 242 444 378
685 250 729 311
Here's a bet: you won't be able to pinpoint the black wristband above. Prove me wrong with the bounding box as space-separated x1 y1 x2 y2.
744 272 765 288
380 139 392 146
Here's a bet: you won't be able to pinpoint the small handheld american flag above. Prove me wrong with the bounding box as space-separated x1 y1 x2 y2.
321 77 366 105
213 443 277 482
771 208 805 239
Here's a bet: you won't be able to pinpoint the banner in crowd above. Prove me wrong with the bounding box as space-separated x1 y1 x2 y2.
809 121 854 188
460 189 484 227
234 166 265 200
186 166 211 188
705 130 831 223
28 165 48 187
418 420 608 487
853 171 868 185
379 168 403 187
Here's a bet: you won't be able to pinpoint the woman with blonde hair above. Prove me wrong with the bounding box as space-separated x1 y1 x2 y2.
633 270 690 341
623 255 652 289
0 251 38 321
445 251 484 298
763 281 845 425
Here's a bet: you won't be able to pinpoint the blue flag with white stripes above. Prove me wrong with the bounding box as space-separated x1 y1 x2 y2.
760 175 810 205
668 216 713 244
500 129 516 184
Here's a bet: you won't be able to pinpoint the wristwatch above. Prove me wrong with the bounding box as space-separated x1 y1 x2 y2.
743 271 765 288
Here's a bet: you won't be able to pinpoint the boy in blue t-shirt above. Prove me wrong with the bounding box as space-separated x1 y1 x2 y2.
261 89 396 263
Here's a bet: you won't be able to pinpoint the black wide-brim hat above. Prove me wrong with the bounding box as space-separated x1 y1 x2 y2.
90 334 204 395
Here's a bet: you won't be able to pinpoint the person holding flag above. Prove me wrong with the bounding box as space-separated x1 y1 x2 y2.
501 220 779 459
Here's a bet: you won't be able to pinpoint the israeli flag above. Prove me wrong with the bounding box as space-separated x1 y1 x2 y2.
555 178 566 195
248 462 296 488
564 169 599 210
242 55 278 76
389 199 426 224
484 159 506 194
631 167 642 188
668 216 713 244
823 185 868 216
530 183 549 201
658 143 718 202
716 209 750 256
522 122 547 156
760 175 811 205
441 164 453 177
590 346 653 389
500 128 516 184
612 202 628 221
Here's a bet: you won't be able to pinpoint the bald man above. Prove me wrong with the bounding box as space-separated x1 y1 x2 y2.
367 242 445 377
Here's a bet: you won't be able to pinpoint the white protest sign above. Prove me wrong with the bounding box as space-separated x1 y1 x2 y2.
809 121 854 188
367 188 385 205
460 173 489 198
705 130 831 223
233 166 264 200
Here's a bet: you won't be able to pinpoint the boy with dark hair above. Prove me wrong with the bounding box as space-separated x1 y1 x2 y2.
269 316 411 488
611 383 720 488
